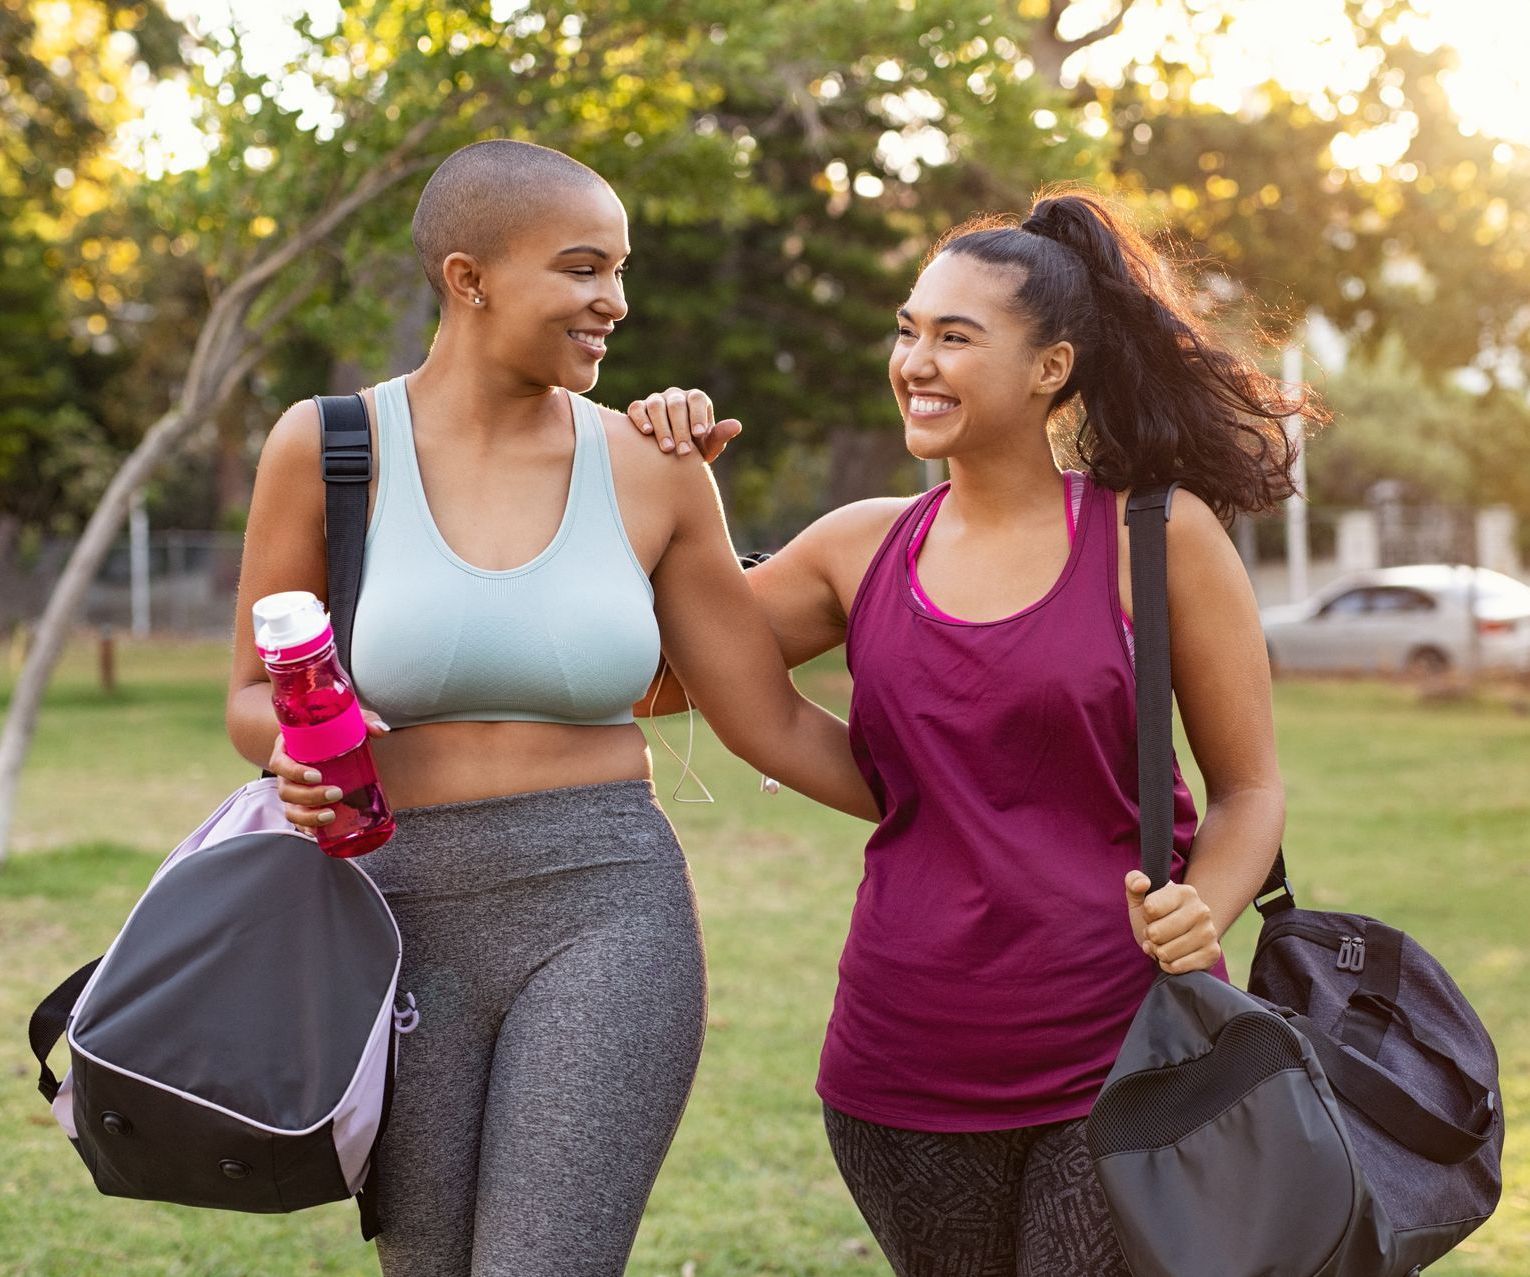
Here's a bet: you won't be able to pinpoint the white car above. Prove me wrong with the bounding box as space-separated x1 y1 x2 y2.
1260 565 1530 677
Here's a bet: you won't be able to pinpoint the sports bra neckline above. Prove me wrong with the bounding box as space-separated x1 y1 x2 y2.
391 376 588 579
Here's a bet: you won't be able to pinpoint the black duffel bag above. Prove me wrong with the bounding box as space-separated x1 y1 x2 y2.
1084 486 1503 1277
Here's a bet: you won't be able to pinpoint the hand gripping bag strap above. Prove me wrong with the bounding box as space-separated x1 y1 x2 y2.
1125 485 1289 900
1283 1011 1495 1164
315 392 371 673
29 957 101 1102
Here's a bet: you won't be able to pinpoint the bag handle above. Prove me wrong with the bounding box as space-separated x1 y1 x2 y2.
315 392 371 674
1282 1010 1497 1165
1125 486 1290 902
28 958 101 1103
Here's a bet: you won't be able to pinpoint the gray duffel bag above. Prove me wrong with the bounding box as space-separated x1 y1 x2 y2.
1085 489 1503 1277
29 778 417 1238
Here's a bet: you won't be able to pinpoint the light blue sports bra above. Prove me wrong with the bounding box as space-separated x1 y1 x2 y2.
347 375 660 728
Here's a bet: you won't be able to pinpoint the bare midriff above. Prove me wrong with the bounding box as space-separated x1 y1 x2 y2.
367 720 652 810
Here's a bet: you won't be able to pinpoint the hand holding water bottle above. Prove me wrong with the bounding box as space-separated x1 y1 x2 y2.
253 591 396 857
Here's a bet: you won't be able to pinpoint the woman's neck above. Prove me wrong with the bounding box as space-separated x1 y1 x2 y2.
942 428 1064 530
408 330 562 443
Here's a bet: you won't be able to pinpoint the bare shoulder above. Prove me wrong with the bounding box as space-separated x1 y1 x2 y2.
259 398 323 476
1166 488 1230 547
1114 486 1232 555
1115 485 1245 622
593 400 701 495
783 495 918 603
798 496 913 552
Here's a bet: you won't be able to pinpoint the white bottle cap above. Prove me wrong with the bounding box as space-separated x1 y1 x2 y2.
252 591 331 658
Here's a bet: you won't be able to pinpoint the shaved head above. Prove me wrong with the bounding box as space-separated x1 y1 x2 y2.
411 140 609 301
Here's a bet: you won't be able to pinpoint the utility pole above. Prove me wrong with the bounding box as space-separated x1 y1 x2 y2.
1283 340 1310 604
129 490 150 639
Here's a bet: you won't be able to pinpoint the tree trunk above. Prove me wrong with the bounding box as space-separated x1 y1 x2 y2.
215 393 255 526
0 400 194 859
0 117 443 863
1029 1 1128 91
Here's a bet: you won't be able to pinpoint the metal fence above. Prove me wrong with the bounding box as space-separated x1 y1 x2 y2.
1 532 244 638
1 503 1522 640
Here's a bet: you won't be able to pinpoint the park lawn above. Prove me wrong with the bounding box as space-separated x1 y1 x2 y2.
0 639 1526 1276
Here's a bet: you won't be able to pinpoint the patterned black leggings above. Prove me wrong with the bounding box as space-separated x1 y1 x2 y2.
823 1104 1132 1277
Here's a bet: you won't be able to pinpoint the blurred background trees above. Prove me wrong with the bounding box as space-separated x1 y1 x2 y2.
0 0 1526 631
6 0 1529 553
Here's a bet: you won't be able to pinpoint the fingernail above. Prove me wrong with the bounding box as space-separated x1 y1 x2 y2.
678 443 692 455
375 720 391 732
324 787 344 802
660 438 674 451
317 810 335 824
641 424 653 433
303 769 322 784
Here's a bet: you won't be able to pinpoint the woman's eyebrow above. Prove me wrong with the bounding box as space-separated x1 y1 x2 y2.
556 245 626 259
896 305 988 333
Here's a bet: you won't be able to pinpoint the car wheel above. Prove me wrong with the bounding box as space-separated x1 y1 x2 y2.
1404 646 1450 678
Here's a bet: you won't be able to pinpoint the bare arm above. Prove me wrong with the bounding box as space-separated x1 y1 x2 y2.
1124 489 1285 972
1169 492 1285 931
636 498 902 716
648 456 878 821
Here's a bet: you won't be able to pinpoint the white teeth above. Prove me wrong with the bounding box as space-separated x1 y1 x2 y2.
910 396 957 414
569 331 606 350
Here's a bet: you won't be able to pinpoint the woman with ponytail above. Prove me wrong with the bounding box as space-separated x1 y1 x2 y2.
631 187 1313 1275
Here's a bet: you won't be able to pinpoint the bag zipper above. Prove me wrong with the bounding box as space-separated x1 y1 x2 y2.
1254 919 1366 973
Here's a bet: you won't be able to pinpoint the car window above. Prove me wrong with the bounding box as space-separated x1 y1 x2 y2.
1369 587 1437 614
1318 589 1371 617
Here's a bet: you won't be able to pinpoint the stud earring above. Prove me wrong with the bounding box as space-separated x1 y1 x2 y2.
472 295 484 305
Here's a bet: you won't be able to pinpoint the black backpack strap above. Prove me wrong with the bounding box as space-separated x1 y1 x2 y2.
1126 484 1294 907
29 957 101 1102
315 393 371 673
1124 485 1180 892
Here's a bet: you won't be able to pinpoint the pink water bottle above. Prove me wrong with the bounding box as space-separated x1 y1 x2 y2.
253 590 395 858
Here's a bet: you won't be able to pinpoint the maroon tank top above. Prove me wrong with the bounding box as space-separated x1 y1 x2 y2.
817 473 1224 1132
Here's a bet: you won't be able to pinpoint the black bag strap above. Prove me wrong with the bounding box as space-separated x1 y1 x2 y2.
315 393 372 673
1283 1011 1497 1165
1125 485 1291 904
1124 487 1178 891
28 957 101 1103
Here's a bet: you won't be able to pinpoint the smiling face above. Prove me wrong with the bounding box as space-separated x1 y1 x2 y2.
889 250 1072 461
444 182 631 394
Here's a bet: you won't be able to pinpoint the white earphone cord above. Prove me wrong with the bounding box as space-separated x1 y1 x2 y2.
646 661 715 804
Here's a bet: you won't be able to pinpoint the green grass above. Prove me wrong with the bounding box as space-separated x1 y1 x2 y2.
1 642 1526 1275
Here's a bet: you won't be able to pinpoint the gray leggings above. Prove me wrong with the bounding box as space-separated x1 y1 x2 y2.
361 781 707 1277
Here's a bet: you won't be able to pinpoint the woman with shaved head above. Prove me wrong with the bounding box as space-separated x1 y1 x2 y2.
227 139 877 1276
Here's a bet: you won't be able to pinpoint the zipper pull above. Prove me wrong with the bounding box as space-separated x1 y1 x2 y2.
1337 937 1366 973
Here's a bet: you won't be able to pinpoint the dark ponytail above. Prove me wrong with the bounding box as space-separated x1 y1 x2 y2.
931 186 1322 520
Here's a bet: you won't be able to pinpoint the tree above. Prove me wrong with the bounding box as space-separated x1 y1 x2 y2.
0 0 184 559
601 0 1117 535
0 0 742 860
